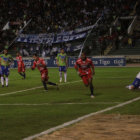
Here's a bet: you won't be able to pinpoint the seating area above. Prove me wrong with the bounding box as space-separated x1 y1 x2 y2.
0 0 139 56
108 40 140 55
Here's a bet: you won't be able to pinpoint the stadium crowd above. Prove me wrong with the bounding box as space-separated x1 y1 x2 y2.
0 0 139 55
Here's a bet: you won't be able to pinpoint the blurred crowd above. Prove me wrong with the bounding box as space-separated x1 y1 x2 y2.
17 42 73 57
0 0 139 54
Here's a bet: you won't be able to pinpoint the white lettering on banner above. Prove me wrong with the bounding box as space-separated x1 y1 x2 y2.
45 60 48 64
75 25 94 33
99 59 110 65
46 37 54 44
75 33 86 39
24 61 32 66
17 32 87 44
114 59 124 66
63 36 69 42
11 57 125 68
71 61 76 65
53 60 56 65
92 61 98 65
24 39 28 42
38 38 43 44
56 36 61 43
69 35 75 41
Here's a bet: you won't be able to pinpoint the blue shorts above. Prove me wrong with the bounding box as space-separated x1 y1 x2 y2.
0 65 10 76
59 66 67 72
132 78 140 88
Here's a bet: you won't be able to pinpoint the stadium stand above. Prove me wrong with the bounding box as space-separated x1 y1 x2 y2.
0 0 139 56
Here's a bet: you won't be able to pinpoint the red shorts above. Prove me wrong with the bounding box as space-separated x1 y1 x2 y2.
41 69 49 81
18 62 25 73
81 73 92 85
18 66 25 73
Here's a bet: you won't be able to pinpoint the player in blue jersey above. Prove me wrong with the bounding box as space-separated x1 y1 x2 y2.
126 72 140 90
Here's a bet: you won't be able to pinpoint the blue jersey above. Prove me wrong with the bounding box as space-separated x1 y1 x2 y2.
132 78 140 88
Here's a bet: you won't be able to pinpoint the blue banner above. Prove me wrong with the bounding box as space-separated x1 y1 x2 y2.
10 57 126 68
16 32 87 44
16 17 102 44
69 57 126 67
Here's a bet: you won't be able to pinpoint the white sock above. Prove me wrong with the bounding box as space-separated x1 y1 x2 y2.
1 77 4 86
6 77 8 86
59 72 62 82
64 72 67 82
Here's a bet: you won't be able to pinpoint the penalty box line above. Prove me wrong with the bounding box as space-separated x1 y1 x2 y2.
0 80 82 97
23 96 140 140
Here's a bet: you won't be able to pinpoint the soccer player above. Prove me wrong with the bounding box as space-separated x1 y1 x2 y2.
56 48 68 83
31 54 58 91
16 52 26 79
126 72 140 90
75 52 95 98
0 49 13 87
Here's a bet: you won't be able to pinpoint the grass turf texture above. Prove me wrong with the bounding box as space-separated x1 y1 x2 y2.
0 67 140 140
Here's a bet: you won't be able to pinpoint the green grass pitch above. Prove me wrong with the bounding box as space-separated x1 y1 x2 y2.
0 67 140 140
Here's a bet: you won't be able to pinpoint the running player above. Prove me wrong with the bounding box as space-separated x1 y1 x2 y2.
31 54 58 91
75 52 95 98
126 72 140 90
56 48 68 83
16 52 26 79
0 49 13 87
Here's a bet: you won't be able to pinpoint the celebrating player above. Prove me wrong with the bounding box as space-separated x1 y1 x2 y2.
31 54 58 91
16 52 26 79
56 48 68 83
0 49 13 87
126 72 140 90
75 52 95 98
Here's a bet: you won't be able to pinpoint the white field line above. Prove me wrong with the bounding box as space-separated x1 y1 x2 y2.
23 96 140 140
0 102 121 106
27 76 133 79
0 80 82 97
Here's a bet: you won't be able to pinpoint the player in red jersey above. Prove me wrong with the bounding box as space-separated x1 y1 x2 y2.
31 54 58 91
16 52 26 79
75 52 95 98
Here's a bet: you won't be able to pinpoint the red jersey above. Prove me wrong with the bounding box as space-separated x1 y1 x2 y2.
32 58 47 72
16 56 24 67
75 58 94 75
